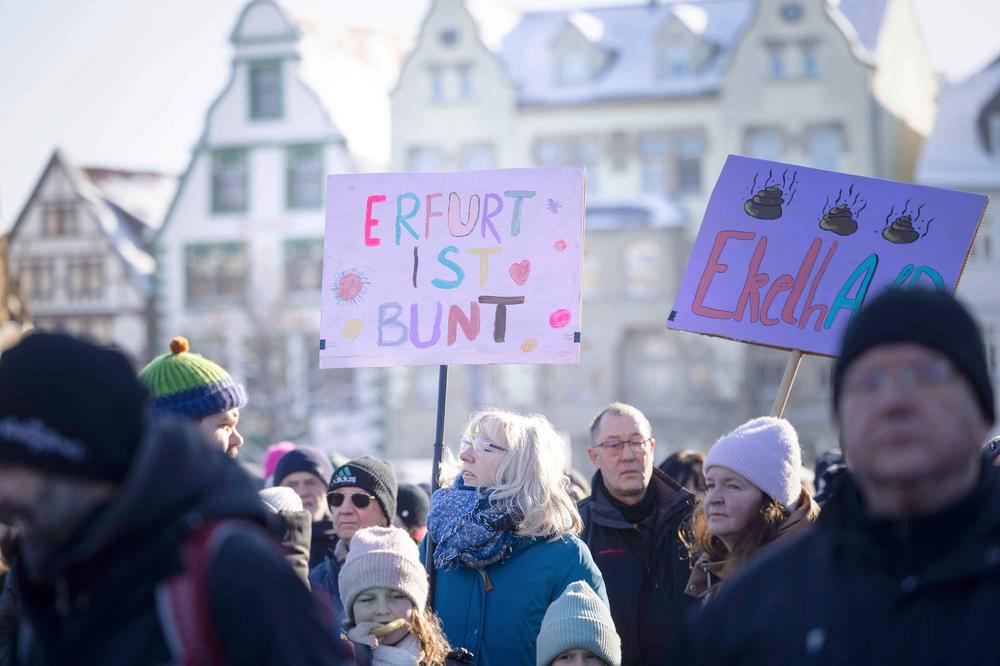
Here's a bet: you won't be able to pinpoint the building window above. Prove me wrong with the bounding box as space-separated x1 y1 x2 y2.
185 243 249 306
42 201 78 237
582 246 602 299
429 65 444 102
676 132 705 194
990 113 1000 155
972 213 994 262
801 42 819 79
407 147 445 172
21 259 55 302
744 128 783 161
639 134 669 195
439 29 459 47
211 149 248 213
767 44 786 80
533 136 600 191
460 144 495 171
249 60 283 120
457 64 473 100
286 144 324 209
625 240 662 299
658 45 693 79
807 125 844 171
781 2 803 22
556 50 591 86
622 330 676 402
285 238 324 293
66 256 104 301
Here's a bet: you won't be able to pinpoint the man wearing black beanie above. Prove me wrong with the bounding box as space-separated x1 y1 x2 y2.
0 333 342 664
308 456 398 618
679 288 1000 665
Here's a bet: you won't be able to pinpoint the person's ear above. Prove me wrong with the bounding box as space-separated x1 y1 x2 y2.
588 447 599 467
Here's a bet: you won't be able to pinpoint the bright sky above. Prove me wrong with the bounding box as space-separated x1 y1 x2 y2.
1 0 998 227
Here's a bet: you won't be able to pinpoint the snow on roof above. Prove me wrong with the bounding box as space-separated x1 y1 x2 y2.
586 193 686 229
82 168 177 232
916 56 1000 190
498 0 889 106
500 1 754 106
64 160 165 295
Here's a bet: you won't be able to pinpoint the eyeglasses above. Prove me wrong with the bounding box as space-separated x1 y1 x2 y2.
329 491 376 509
460 434 508 455
592 437 652 455
842 358 956 397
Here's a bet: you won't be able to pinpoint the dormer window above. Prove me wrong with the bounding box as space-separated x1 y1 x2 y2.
439 28 459 48
556 49 592 86
659 45 693 79
429 65 445 102
767 44 786 80
781 2 804 22
249 60 283 120
990 113 1000 155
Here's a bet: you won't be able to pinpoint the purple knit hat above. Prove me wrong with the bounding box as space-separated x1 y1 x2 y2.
705 417 802 510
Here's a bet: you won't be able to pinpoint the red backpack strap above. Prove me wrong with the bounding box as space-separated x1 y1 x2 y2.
156 519 248 666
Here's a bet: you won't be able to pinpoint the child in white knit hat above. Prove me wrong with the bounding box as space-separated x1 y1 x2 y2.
536 581 621 666
682 417 820 601
339 526 452 665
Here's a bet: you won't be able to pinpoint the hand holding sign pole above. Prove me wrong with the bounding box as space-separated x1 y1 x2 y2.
667 155 988 418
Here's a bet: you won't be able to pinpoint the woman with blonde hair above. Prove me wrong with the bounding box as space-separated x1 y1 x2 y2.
425 408 607 666
683 417 820 602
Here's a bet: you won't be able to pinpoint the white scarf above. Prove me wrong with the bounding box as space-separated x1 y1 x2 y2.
372 633 421 666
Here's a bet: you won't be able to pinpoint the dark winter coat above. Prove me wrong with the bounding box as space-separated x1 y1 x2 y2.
273 508 312 586
578 468 696 666
678 463 1000 665
12 417 342 666
310 539 345 620
310 518 337 570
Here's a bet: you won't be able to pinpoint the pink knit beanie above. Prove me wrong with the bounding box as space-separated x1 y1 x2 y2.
704 417 802 510
338 526 429 623
264 441 295 481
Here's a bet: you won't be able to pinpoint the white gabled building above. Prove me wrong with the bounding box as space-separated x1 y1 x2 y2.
918 55 1000 427
155 0 388 456
7 149 174 361
386 0 938 464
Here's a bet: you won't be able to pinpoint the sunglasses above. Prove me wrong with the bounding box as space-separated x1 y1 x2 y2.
329 491 376 509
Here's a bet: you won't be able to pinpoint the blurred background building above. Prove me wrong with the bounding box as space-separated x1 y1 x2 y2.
3 0 999 472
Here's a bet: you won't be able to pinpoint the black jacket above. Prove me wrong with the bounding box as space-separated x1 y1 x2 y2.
310 519 337 571
13 417 343 665
578 468 695 666
680 463 1000 665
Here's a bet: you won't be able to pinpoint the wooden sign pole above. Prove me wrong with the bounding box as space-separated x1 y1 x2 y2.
770 350 803 418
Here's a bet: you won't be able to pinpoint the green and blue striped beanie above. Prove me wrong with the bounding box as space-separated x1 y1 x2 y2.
139 336 247 421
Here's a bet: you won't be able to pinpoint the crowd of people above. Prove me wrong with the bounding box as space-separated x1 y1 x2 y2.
0 286 998 665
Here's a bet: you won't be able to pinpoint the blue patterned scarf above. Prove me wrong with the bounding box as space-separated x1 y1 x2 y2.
427 476 523 570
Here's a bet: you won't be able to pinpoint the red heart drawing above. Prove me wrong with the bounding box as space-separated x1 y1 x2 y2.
509 260 531 286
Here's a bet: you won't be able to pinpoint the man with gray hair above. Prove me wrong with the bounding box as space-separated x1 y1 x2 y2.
579 402 695 666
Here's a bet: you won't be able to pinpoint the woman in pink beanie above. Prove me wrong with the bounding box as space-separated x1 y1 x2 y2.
683 417 820 601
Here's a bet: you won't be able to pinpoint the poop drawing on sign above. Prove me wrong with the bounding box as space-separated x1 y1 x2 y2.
818 183 867 236
744 168 798 220
880 199 934 244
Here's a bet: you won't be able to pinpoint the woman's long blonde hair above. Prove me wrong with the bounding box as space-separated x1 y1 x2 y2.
440 407 583 538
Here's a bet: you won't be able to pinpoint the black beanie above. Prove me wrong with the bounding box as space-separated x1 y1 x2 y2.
0 332 148 481
833 288 995 424
327 456 398 523
274 446 334 486
395 483 430 530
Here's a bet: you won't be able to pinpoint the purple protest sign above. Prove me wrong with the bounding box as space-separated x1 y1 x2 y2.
320 167 585 368
666 155 989 356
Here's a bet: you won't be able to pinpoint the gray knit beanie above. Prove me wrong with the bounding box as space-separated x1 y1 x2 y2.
536 581 621 666
338 526 429 623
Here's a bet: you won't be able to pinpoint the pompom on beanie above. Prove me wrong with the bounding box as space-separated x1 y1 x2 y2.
338 526 429 623
705 417 802 510
536 581 621 666
139 336 247 421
